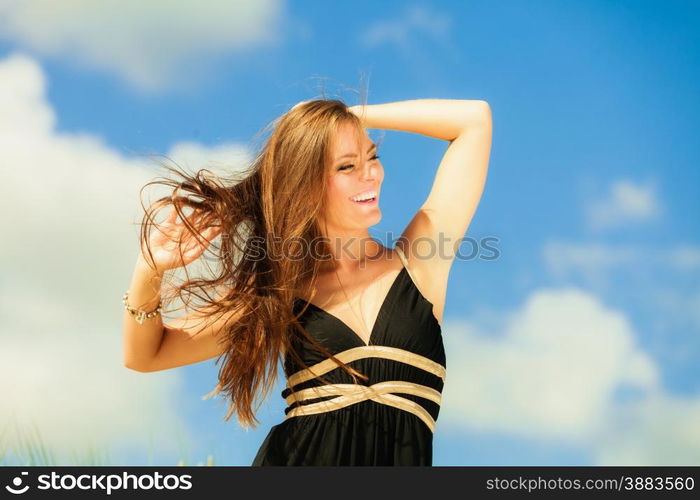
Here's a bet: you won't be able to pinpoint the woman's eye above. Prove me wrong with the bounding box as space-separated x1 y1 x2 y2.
338 154 380 171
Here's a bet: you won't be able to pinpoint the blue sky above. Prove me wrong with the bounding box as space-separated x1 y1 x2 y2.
0 0 698 466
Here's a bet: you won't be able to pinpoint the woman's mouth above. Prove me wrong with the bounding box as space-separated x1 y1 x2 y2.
349 190 378 205
351 196 377 205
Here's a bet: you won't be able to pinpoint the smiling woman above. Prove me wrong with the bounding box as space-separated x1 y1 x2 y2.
122 94 492 466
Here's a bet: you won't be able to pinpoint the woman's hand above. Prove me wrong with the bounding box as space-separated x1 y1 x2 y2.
140 205 222 274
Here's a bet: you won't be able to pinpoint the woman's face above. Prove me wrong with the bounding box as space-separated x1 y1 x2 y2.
321 121 384 232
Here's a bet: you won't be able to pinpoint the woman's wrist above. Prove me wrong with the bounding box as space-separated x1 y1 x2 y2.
348 104 369 126
135 253 165 279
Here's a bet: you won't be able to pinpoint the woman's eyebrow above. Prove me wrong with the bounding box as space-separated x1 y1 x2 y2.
336 142 377 161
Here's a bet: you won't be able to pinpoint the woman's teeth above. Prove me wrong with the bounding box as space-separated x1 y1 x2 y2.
352 197 376 204
350 191 378 203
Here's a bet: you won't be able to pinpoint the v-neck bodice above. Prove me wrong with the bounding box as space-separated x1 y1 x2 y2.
252 246 447 466
293 266 407 346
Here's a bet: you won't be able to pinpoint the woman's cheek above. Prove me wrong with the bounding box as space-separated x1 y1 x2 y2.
328 177 351 202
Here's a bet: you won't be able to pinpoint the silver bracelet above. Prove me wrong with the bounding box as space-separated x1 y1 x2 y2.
123 290 162 325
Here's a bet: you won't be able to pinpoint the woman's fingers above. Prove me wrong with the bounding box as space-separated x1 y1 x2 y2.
206 224 222 236
165 206 181 226
162 204 220 251
181 224 219 250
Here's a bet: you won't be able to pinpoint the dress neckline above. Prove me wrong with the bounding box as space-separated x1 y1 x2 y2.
294 267 407 346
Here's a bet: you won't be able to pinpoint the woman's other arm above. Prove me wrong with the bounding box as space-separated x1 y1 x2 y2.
123 205 229 372
123 257 230 373
122 253 167 371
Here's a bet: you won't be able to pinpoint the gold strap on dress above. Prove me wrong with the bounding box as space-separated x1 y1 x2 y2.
394 245 418 285
287 345 447 387
284 380 443 432
284 345 447 433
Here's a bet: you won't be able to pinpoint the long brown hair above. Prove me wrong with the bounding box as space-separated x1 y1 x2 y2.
137 95 375 429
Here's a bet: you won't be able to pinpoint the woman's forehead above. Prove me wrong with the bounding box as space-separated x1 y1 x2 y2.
332 123 372 154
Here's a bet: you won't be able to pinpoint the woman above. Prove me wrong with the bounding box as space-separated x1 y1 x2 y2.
122 97 492 465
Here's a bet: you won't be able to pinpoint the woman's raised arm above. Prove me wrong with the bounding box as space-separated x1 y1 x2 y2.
348 99 492 322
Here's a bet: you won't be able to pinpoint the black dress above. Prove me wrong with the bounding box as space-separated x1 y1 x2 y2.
251 246 447 466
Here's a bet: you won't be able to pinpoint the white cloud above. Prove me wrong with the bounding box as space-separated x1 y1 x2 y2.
440 288 658 440
594 392 700 465
358 4 452 53
439 287 700 464
669 245 700 271
0 0 286 94
584 179 662 231
0 52 252 462
167 141 252 177
542 241 643 290
541 240 700 339
543 240 700 286
654 288 700 334
0 287 186 461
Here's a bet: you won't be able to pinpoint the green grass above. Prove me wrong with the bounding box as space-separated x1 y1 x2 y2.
0 414 216 466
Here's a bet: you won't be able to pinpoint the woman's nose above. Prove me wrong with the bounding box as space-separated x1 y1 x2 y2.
360 161 377 181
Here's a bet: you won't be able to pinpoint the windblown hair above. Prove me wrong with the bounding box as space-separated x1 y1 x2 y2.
137 96 373 429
